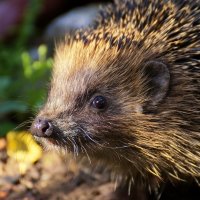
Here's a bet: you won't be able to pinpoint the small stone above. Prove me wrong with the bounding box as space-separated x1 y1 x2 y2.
44 4 101 44
0 175 20 187
0 138 6 150
0 190 9 199
20 179 33 189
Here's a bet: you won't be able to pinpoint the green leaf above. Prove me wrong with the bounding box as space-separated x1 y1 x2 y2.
0 122 16 137
38 45 47 61
0 76 11 94
21 52 32 78
0 101 28 115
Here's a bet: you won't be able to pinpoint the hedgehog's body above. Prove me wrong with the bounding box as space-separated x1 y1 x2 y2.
31 0 200 199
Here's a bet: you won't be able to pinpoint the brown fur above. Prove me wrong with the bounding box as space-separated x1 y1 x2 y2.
32 0 200 198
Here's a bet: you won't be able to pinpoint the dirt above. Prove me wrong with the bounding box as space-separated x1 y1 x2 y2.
0 138 117 200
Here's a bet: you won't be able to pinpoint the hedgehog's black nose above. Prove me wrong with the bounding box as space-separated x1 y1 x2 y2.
31 118 53 137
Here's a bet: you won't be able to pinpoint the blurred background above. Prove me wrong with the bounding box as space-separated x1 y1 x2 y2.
0 1 115 199
0 0 111 138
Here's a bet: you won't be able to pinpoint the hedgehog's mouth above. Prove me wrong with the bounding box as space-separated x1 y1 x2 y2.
34 135 58 146
45 137 58 145
34 135 75 153
33 127 88 154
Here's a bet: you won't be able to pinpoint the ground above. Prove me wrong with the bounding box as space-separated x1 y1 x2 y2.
0 138 118 200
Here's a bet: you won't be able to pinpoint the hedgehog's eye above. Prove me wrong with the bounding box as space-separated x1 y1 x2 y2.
91 96 107 110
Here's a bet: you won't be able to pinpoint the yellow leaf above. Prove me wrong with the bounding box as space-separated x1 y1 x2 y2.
6 131 42 174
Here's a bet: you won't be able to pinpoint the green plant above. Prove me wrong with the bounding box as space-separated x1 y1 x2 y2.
0 0 53 137
0 45 52 137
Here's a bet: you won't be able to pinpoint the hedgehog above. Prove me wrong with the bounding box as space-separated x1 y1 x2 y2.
31 0 200 199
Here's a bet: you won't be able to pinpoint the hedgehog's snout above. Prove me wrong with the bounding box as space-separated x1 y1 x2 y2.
31 118 54 138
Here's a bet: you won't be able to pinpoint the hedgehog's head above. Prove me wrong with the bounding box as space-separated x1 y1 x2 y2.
31 38 192 179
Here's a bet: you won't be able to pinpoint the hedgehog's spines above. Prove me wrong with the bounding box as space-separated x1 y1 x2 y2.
46 0 200 190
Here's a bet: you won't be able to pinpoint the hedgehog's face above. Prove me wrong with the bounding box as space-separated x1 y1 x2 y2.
31 41 170 166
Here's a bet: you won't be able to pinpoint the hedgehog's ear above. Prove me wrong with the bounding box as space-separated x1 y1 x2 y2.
141 61 170 113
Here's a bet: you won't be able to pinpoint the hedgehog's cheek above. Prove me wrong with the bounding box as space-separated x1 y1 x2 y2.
141 61 170 113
